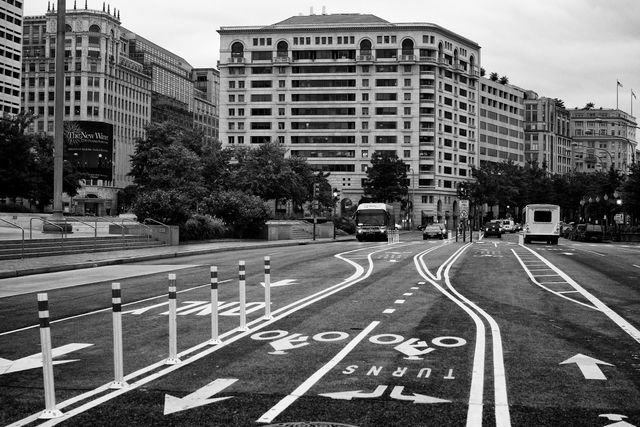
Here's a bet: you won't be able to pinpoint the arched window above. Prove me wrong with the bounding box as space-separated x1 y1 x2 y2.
89 24 101 33
359 39 372 56
231 41 244 58
276 40 288 58
401 39 414 56
65 24 72 32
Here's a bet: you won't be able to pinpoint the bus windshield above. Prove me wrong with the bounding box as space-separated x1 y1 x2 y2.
356 210 387 226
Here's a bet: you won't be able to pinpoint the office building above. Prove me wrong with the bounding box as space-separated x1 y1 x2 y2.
1 0 23 115
478 77 526 167
523 92 572 174
569 107 637 173
22 2 218 214
218 11 481 228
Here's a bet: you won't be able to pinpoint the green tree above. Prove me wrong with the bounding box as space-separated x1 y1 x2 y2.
619 162 640 224
202 190 270 238
363 151 408 203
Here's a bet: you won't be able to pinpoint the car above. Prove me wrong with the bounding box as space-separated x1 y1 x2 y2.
573 223 604 242
501 219 516 233
423 224 446 240
483 221 502 238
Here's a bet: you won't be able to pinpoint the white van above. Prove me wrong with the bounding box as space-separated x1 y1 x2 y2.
501 219 515 233
522 204 561 244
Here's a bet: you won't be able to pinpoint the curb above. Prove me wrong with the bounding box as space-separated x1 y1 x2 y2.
0 238 352 279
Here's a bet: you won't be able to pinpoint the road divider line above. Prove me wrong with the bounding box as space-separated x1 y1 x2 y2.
517 245 640 345
256 321 380 424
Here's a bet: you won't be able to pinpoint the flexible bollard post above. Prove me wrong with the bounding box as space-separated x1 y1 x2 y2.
37 293 63 419
264 256 272 320
110 283 128 389
239 260 247 331
209 266 220 344
165 273 181 364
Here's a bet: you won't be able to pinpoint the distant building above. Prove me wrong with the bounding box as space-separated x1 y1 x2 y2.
218 11 481 229
21 2 219 215
568 107 637 174
523 92 572 174
0 0 23 116
193 68 220 141
478 78 526 167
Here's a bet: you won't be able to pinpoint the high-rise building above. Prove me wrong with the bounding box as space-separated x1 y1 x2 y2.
21 2 219 215
218 12 481 228
478 78 526 167
193 68 220 141
523 92 572 174
568 107 637 173
1 0 23 116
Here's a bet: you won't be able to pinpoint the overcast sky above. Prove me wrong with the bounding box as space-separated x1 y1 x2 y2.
25 0 640 114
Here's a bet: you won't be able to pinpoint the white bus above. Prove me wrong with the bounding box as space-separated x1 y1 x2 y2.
522 204 561 245
354 203 395 241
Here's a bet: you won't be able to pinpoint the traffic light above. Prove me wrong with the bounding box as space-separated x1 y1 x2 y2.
332 187 340 203
313 182 320 197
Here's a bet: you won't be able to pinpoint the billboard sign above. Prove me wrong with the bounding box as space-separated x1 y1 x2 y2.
64 121 113 180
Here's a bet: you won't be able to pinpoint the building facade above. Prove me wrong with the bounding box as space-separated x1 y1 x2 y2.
569 108 637 174
22 2 219 215
478 78 526 167
218 12 481 228
523 92 572 174
0 0 23 116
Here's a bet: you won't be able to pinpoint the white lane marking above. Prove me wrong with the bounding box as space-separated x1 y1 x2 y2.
519 245 640 345
395 299 406 304
256 321 380 424
414 244 489 427
403 293 413 296
559 354 613 380
633 264 640 269
383 309 395 314
442 247 511 426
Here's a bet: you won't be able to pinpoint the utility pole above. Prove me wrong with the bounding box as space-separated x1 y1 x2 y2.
52 0 66 221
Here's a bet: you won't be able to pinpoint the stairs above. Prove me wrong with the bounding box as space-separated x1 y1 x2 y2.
0 235 166 260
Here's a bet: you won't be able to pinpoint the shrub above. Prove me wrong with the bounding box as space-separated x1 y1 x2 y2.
181 214 228 241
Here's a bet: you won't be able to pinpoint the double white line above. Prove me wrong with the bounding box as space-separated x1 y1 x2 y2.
414 244 511 427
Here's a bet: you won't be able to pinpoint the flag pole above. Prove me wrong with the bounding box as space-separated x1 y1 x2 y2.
616 81 619 110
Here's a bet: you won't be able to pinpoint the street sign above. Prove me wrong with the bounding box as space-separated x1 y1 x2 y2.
460 200 469 219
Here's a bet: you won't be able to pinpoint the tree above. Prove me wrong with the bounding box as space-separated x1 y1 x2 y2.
363 151 408 203
584 102 595 110
26 134 85 212
489 72 499 81
0 113 37 199
499 75 509 85
619 162 640 225
554 98 565 109
202 190 270 238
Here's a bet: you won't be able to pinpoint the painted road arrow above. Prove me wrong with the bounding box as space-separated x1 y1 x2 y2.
390 386 451 404
319 385 387 400
164 378 238 415
560 353 614 380
394 338 435 360
260 279 298 288
268 333 309 355
0 343 93 375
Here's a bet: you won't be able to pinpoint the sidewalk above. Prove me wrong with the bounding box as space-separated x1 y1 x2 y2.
0 227 353 279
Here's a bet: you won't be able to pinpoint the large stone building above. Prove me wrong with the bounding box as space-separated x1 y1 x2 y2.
217 12 481 228
568 107 637 174
0 0 23 116
21 2 218 215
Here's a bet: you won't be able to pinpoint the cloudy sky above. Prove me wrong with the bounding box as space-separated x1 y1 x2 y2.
25 0 640 113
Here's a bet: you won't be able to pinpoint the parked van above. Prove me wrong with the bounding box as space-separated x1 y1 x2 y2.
522 204 561 244
501 219 515 233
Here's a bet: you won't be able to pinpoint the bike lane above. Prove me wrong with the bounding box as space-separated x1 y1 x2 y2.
448 239 640 427
40 241 481 426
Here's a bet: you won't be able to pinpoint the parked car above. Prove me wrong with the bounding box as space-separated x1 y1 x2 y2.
483 221 502 238
573 223 604 242
423 224 446 240
513 223 523 232
562 222 576 239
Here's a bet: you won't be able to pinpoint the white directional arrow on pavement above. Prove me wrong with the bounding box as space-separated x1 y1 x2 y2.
0 343 94 375
560 353 614 380
394 338 435 360
390 386 451 404
268 333 309 355
164 378 238 415
260 279 298 288
319 385 388 400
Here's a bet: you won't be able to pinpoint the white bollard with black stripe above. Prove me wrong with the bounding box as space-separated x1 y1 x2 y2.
238 261 247 331
209 266 221 344
109 282 128 389
264 256 272 320
37 293 63 419
165 274 181 364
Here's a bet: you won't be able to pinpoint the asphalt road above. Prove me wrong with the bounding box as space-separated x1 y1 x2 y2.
1 233 638 426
